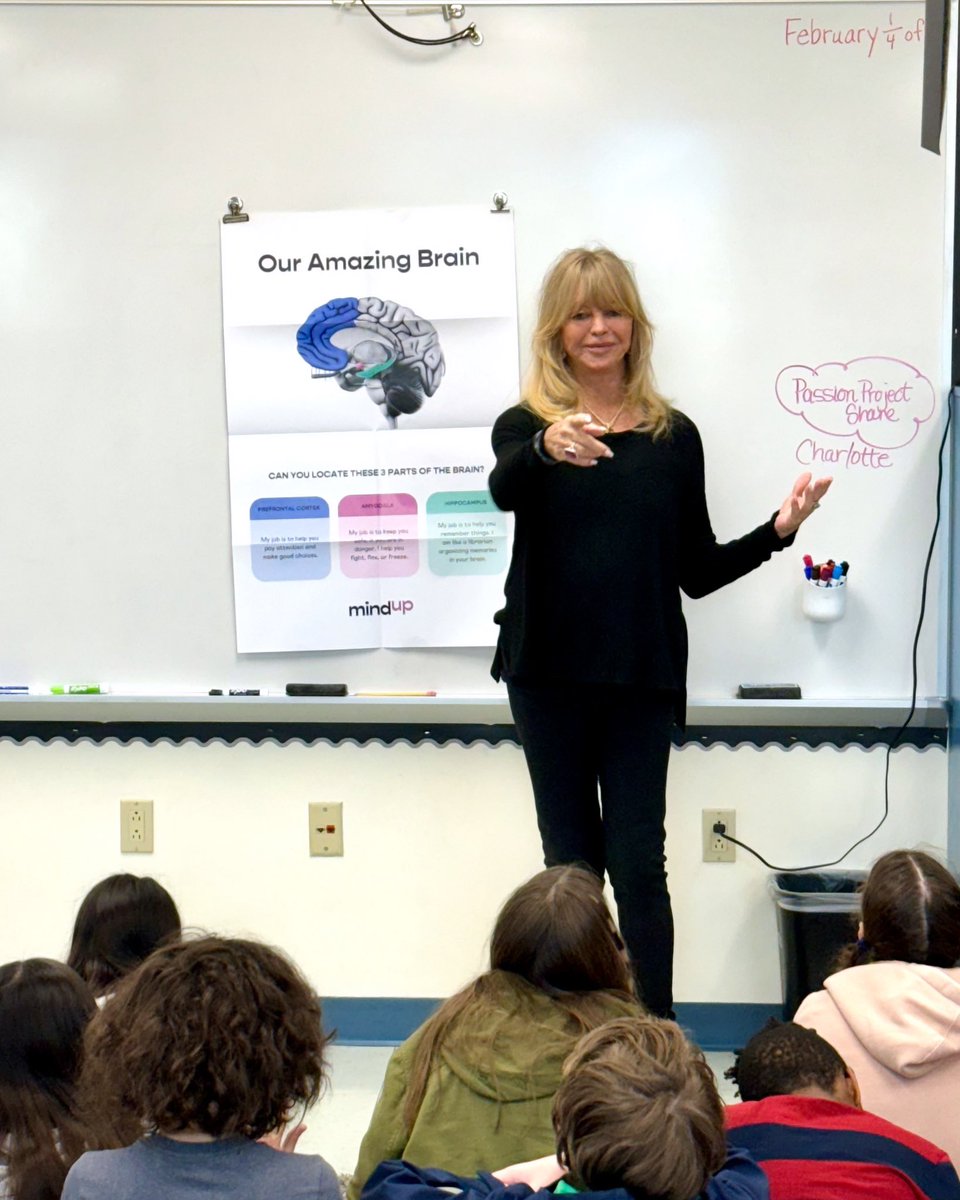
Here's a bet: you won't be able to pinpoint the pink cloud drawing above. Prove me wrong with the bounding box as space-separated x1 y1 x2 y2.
775 357 935 450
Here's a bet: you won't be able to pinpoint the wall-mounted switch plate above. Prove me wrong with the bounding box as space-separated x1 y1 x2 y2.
309 802 343 856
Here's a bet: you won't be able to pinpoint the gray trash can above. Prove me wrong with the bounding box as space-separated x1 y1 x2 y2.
770 871 866 1019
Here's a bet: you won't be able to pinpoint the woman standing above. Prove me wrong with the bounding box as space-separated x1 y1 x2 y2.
490 247 830 1018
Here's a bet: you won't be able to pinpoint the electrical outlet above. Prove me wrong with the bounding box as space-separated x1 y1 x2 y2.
308 802 343 856
120 799 154 853
702 808 735 863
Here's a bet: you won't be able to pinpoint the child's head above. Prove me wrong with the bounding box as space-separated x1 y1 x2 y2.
552 1017 725 1200
726 1019 856 1105
0 959 98 1199
81 935 328 1139
491 865 633 996
853 850 960 967
402 867 635 1133
67 874 182 995
0 958 96 1108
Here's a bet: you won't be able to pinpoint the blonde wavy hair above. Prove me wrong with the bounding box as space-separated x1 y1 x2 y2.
524 247 673 438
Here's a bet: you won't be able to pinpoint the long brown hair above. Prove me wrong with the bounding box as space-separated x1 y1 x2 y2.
67 874 181 996
837 850 960 970
0 959 99 1200
403 866 637 1129
523 247 673 438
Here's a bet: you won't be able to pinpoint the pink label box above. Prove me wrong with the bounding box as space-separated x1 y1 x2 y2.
338 493 419 578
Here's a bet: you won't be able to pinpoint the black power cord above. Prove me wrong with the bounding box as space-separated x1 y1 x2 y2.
355 0 480 46
715 386 955 872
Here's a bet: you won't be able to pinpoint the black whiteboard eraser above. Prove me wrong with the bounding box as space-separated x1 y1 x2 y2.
737 684 803 700
285 683 348 697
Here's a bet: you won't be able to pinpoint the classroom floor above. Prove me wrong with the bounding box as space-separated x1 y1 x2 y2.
303 1045 738 1177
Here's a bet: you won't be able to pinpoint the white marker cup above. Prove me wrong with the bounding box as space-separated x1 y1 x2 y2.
802 577 847 622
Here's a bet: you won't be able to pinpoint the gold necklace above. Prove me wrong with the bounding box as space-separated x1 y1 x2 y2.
589 398 628 434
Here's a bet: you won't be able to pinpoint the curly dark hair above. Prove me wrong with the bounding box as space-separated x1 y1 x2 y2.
67 874 181 996
0 959 100 1200
725 1019 847 1102
80 935 328 1139
553 1017 725 1200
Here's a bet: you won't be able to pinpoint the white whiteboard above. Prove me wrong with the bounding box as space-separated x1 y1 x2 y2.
0 1 946 700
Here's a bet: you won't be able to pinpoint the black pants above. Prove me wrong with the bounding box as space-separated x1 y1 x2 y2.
507 680 675 1018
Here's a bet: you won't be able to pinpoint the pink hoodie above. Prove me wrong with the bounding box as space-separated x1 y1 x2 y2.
794 961 960 1167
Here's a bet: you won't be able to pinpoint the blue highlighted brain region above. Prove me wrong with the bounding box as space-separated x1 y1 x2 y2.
296 297 446 428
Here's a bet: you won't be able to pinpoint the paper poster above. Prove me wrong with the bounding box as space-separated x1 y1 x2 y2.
220 206 518 651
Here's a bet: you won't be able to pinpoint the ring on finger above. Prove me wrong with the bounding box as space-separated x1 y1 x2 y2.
564 443 578 457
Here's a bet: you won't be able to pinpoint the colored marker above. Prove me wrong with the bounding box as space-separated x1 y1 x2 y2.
804 565 813 580
819 565 832 584
832 564 843 581
802 555 813 568
50 683 109 694
0 685 29 694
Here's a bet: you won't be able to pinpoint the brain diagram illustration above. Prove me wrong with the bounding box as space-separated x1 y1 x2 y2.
296 297 446 428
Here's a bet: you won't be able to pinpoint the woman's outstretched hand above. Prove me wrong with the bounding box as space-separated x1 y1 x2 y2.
774 472 832 538
543 413 613 466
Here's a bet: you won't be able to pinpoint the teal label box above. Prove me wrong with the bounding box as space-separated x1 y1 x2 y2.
426 491 508 576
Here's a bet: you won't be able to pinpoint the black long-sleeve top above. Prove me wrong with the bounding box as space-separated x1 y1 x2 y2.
488 405 794 725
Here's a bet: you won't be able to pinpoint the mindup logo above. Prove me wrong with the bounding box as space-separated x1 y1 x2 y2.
348 600 414 617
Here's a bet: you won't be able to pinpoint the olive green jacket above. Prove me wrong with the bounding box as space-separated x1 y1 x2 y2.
348 972 640 1199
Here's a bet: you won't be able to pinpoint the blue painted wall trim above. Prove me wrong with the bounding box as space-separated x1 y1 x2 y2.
673 1003 782 1051
323 998 780 1052
323 998 441 1046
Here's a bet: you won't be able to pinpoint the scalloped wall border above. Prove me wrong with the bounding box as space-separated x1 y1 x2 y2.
0 721 946 749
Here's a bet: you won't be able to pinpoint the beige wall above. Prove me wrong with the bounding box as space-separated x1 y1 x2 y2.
0 738 945 1004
